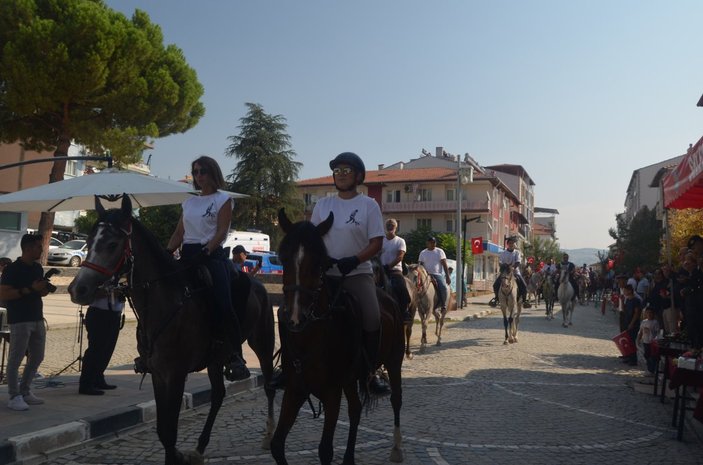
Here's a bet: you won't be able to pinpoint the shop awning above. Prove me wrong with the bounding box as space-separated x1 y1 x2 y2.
663 134 703 209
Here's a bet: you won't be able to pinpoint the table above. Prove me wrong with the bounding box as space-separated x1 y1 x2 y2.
653 343 687 401
669 366 703 441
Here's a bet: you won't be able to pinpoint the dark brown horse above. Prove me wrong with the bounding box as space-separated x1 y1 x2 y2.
68 196 276 465
270 209 405 464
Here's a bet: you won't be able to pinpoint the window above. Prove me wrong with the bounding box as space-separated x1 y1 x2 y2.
0 212 21 231
446 219 455 232
418 189 432 201
417 218 432 229
64 160 78 177
446 189 455 201
303 193 313 205
386 190 401 203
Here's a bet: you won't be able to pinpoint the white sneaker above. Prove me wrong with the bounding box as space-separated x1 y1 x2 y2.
23 392 44 405
8 395 29 411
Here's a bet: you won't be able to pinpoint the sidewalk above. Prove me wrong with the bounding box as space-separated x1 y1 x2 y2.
0 291 496 465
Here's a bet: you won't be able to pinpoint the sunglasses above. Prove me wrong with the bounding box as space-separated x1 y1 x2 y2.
332 167 354 176
191 168 209 176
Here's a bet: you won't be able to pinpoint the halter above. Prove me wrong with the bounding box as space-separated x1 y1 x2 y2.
412 266 430 296
81 220 134 282
281 257 341 330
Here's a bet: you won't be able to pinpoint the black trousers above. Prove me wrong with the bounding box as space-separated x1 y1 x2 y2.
80 306 121 388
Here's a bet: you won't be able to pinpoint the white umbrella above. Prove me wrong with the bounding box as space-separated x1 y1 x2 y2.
0 169 248 212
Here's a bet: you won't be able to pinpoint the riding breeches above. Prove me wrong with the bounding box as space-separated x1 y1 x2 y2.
181 244 231 324
388 271 410 313
430 273 448 309
339 273 380 332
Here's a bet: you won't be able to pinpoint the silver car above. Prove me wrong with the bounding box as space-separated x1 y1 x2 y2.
47 240 88 267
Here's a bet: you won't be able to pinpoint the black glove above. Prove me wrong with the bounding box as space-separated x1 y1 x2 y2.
337 256 360 275
383 264 392 274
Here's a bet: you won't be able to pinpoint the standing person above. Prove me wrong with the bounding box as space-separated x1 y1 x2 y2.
0 257 11 275
380 218 411 321
78 290 124 395
492 236 527 304
622 284 642 366
637 307 660 375
231 245 261 277
419 237 452 313
166 155 249 381
309 152 389 394
0 234 50 411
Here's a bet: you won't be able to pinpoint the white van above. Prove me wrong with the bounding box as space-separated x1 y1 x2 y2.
222 230 271 256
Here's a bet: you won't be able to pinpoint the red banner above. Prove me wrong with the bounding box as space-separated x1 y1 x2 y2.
471 237 483 255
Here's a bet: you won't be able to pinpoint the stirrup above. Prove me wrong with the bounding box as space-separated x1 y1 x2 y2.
133 356 149 374
224 355 250 382
267 367 286 390
368 372 391 396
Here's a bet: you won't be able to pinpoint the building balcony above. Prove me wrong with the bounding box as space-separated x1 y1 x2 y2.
381 199 489 213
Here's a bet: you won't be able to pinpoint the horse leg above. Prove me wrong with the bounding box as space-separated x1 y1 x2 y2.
420 311 428 346
434 311 441 346
152 373 187 465
508 316 515 343
403 321 413 360
271 389 307 465
194 364 226 460
387 360 404 463
319 390 343 465
248 316 276 450
502 312 509 345
341 384 362 465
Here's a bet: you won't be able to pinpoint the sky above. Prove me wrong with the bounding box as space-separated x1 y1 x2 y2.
106 0 703 250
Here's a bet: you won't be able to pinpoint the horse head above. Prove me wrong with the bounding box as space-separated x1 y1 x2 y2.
69 195 135 305
407 264 429 296
277 208 334 327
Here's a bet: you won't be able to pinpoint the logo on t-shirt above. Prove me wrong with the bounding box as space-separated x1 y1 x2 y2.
346 209 360 225
202 202 216 218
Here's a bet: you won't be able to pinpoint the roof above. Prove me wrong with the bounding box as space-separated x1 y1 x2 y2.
484 164 535 186
534 207 560 214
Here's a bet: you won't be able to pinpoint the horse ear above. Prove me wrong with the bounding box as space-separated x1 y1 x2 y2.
317 212 334 236
278 208 293 233
95 196 106 217
121 194 132 216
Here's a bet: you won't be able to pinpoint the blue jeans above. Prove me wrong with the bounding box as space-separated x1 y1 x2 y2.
181 244 232 323
7 320 46 398
430 273 448 309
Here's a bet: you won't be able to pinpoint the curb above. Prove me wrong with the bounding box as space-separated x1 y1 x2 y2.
1 374 264 465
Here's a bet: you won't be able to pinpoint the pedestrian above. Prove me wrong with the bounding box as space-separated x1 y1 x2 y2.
380 218 411 321
166 155 249 382
493 236 527 304
622 284 642 366
0 234 50 411
78 289 125 395
637 306 660 375
308 152 389 394
231 245 261 277
680 250 703 349
419 236 452 313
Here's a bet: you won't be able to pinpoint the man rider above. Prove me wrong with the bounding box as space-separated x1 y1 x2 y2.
380 218 412 321
557 253 579 301
493 236 527 304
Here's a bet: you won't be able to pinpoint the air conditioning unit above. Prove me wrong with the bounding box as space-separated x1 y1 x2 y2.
404 184 412 193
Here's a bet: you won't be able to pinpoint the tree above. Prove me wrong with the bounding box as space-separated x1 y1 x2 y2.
664 208 703 267
138 205 182 247
0 0 204 261
74 210 99 235
608 206 662 274
225 103 303 249
523 236 561 264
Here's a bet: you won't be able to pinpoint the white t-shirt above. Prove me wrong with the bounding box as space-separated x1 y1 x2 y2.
381 235 406 272
419 248 446 275
311 193 384 277
639 319 660 344
182 191 230 246
499 248 522 275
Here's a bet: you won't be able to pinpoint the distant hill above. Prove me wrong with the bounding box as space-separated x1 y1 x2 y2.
562 248 607 267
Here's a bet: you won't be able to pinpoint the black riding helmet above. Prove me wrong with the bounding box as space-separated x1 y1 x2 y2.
329 152 366 184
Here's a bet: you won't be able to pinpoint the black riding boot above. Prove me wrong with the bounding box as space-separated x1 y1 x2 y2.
364 330 391 396
223 312 250 382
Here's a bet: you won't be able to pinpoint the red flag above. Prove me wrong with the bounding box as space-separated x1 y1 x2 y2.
471 237 483 255
611 330 636 357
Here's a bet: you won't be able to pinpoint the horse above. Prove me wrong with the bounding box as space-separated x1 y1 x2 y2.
371 257 417 360
497 263 522 344
526 270 543 308
577 273 589 305
541 273 555 320
406 264 447 347
558 268 576 328
271 209 405 465
68 196 277 465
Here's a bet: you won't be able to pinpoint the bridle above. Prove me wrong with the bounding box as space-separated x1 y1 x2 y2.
81 220 134 284
411 265 430 296
280 254 338 330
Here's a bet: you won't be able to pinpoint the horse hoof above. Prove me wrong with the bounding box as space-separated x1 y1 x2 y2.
261 436 272 450
569 322 573 326
503 340 508 345
562 323 568 328
435 340 442 346
184 450 204 465
406 352 414 360
390 448 404 463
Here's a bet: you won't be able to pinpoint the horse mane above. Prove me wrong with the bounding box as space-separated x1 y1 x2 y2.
279 219 328 262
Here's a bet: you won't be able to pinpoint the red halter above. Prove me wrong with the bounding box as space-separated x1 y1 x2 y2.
81 221 133 278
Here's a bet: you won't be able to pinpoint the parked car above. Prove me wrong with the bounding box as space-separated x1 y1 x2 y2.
47 240 88 267
244 252 283 274
49 237 64 249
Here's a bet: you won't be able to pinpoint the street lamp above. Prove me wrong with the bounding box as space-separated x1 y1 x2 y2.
456 162 473 309
461 215 483 308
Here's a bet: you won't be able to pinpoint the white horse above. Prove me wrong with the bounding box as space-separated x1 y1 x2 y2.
407 264 448 347
558 268 575 328
498 264 522 344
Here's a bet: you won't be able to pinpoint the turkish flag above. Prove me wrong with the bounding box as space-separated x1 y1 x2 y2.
471 237 483 255
611 330 636 357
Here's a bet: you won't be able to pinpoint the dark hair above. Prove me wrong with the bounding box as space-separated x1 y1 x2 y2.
624 284 634 293
0 256 11 267
191 155 226 190
20 234 42 251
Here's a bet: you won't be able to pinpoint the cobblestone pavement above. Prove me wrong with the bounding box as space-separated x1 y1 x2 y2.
45 303 703 465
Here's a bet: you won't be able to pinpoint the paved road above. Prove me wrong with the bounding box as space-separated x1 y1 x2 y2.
39 302 703 464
